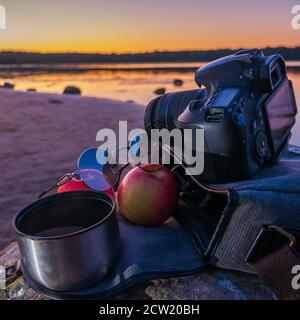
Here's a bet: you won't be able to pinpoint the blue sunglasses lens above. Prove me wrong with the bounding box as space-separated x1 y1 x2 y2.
78 147 119 186
79 169 111 191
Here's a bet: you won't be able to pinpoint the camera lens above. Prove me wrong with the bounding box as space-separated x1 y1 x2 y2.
144 89 205 132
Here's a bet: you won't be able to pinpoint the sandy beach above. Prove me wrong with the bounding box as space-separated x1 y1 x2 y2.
0 90 145 250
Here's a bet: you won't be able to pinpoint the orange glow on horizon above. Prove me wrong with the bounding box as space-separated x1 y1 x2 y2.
0 0 299 54
2 40 300 55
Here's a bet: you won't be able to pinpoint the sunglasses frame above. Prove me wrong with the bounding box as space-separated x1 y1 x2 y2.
39 141 165 199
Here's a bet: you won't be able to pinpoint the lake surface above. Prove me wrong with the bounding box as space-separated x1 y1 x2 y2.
1 61 300 145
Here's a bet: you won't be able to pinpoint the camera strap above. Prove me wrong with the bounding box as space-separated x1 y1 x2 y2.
247 226 300 300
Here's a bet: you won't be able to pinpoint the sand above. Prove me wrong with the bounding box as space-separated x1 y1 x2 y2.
0 90 145 249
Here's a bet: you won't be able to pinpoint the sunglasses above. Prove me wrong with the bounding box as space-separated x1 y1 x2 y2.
39 132 165 199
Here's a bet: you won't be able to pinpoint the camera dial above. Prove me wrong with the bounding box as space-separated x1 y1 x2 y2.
255 131 269 159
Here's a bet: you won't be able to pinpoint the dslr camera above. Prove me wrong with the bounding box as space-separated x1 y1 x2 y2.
144 49 298 182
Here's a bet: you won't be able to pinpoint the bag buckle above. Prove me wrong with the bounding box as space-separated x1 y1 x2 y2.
268 225 296 248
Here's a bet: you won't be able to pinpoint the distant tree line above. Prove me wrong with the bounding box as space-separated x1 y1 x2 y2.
0 47 300 64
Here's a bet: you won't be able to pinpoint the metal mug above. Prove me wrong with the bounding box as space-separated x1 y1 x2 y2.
12 190 120 292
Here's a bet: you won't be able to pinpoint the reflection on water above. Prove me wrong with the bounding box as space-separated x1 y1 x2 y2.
1 62 300 145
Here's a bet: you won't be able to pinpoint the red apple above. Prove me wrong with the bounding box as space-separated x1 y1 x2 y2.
118 164 178 226
57 176 115 198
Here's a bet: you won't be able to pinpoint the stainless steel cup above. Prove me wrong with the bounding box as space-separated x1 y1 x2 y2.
12 191 120 292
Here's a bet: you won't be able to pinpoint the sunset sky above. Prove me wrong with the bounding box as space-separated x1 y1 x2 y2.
0 0 299 53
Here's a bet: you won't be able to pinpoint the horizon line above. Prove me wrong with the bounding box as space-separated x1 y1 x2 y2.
1 45 300 55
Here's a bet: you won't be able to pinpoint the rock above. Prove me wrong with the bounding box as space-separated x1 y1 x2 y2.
173 79 184 87
27 88 36 92
154 88 166 95
146 272 275 300
0 242 275 300
1 82 15 90
0 242 20 264
63 86 81 95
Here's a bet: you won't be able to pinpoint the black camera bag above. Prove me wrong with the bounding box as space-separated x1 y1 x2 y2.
175 146 300 299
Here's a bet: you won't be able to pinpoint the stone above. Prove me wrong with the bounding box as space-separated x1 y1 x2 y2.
0 242 275 300
173 79 184 87
1 82 15 90
154 88 166 95
63 86 81 95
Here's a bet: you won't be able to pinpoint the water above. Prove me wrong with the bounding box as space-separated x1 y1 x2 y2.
1 61 300 145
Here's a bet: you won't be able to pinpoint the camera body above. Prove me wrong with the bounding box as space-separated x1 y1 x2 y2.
144 49 298 182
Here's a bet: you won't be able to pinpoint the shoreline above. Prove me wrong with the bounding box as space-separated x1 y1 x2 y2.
0 90 145 250
0 62 299 74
